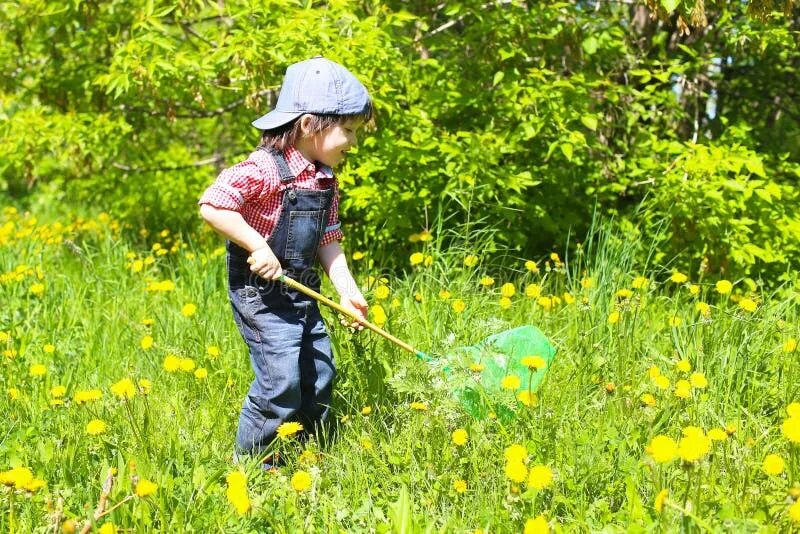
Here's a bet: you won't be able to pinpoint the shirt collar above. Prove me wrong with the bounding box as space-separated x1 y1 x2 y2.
283 146 334 179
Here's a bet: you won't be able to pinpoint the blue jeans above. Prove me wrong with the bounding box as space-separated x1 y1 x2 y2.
228 273 335 455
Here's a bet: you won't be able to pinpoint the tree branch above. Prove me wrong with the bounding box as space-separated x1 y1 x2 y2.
118 88 277 119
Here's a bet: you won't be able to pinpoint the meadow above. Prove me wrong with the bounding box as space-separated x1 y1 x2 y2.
1 205 799 533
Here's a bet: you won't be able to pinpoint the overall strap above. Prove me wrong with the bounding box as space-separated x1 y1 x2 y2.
257 147 295 184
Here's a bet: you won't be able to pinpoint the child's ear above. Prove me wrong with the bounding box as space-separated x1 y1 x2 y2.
298 114 314 136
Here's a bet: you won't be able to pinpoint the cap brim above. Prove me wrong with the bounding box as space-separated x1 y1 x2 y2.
251 110 304 130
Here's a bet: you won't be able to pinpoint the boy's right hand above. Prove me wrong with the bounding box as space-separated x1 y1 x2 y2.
248 245 283 280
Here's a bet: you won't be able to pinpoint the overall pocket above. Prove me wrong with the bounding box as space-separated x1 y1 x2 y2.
284 210 324 261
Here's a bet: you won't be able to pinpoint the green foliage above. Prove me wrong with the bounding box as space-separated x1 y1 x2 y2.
1 1 799 282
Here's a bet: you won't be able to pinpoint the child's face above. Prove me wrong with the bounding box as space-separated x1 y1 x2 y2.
306 118 364 168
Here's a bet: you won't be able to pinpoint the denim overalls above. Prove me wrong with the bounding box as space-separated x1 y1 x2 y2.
226 148 335 455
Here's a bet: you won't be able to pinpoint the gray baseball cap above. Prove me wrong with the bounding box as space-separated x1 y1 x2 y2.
252 56 371 130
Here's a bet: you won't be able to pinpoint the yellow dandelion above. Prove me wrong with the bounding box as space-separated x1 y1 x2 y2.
501 374 521 390
410 401 428 411
74 389 102 404
179 358 196 372
517 391 538 407
607 311 620 325
676 360 692 373
784 339 798 353
86 419 107 435
110 378 136 399
647 365 661 379
789 500 800 522
674 380 692 399
291 470 312 492
524 260 539 273
707 428 728 441
787 403 800 418
695 302 711 317
563 292 575 304
226 471 250 515
521 355 546 370
654 375 670 390
527 465 553 490
648 435 678 463
29 364 47 377
468 363 485 372
640 393 656 407
98 523 116 534
371 304 387 326
452 299 466 313
140 335 154 350
715 280 732 294
500 283 516 298
374 285 390 300
8 388 20 400
499 296 512 310
361 406 372 416
781 417 800 443
30 283 45 295
738 298 757 312
615 288 633 299
409 252 424 266
632 276 648 289
207 345 221 358
50 385 67 398
451 429 468 446
668 316 681 327
181 303 197 317
523 515 549 534
580 277 593 289
504 444 527 463
352 251 365 261
689 372 707 389
194 368 208 380
163 354 180 372
763 454 785 475
135 479 157 497
505 461 528 483
276 421 304 439
654 489 668 513
438 289 451 299
525 284 541 298
464 255 479 267
43 344 55 354
688 284 700 295
678 432 711 462
479 276 495 287
453 479 467 494
670 272 688 284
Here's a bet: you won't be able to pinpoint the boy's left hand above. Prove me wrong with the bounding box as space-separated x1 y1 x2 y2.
339 292 368 331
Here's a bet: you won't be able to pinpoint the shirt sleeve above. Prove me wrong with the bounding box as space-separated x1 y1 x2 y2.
320 180 343 246
198 161 268 210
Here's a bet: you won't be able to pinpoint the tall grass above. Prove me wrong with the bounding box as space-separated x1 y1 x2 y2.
1 206 799 532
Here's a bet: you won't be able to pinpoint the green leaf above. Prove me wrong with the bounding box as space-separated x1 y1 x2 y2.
492 71 504 87
661 0 681 12
560 143 574 161
582 36 599 55
580 115 598 131
745 157 766 177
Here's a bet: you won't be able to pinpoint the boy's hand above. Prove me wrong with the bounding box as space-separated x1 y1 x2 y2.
339 292 368 331
248 245 282 280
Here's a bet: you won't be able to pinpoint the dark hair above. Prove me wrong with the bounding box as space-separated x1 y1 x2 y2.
259 104 375 152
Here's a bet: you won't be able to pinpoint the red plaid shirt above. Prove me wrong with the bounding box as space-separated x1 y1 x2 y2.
198 146 343 247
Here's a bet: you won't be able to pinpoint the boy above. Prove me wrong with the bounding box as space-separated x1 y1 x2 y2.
198 56 371 466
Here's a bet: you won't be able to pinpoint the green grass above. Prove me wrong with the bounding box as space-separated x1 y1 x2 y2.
1 206 799 533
